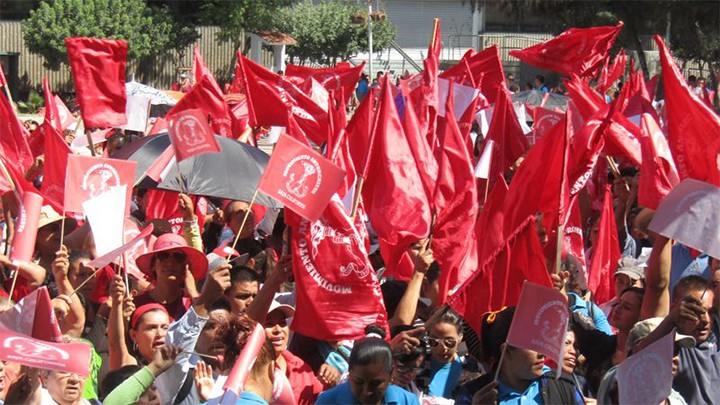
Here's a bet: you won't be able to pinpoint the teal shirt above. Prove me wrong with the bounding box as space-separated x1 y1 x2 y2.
316 382 419 405
428 357 463 398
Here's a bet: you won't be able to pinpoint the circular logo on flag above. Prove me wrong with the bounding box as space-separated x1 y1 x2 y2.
283 155 321 199
533 300 569 350
4 336 69 360
535 112 562 136
82 163 121 198
173 114 206 148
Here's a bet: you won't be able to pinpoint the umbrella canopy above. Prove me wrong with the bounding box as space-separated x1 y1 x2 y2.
510 90 569 112
113 134 281 208
126 81 178 105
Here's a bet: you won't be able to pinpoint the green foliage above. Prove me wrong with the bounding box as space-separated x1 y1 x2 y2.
200 0 296 41
22 0 196 70
275 0 396 65
16 89 44 114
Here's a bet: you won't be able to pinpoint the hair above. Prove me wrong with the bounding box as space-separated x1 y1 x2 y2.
216 314 276 369
480 307 516 368
620 286 646 303
535 74 545 83
427 307 464 335
425 261 441 284
394 344 425 365
230 265 260 285
100 365 143 400
68 250 93 270
349 337 393 373
210 297 233 313
673 275 710 303
364 323 387 339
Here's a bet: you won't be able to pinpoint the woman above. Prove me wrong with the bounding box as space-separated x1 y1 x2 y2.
133 233 208 320
390 346 425 398
425 308 465 398
316 336 418 405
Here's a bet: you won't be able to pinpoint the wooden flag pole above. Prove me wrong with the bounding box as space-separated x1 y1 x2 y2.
555 224 564 275
227 189 259 260
349 176 365 221
493 344 508 382
605 156 629 192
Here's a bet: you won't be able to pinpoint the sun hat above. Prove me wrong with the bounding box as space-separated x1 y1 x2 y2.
38 206 78 233
626 317 695 354
134 233 208 280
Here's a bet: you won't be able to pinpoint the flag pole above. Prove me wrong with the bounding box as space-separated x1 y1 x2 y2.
483 179 490 204
227 189 259 260
349 176 365 221
69 266 104 298
605 155 629 192
59 213 66 249
493 344 508 382
0 158 21 203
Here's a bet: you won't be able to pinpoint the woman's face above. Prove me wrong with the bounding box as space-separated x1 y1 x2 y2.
349 361 391 405
68 257 95 298
152 249 188 285
44 371 87 405
391 354 424 388
263 310 289 355
129 310 170 362
610 290 642 332
562 331 577 374
428 321 461 363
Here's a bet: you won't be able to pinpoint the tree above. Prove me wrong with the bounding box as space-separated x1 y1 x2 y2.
22 0 197 70
275 0 397 65
199 0 296 42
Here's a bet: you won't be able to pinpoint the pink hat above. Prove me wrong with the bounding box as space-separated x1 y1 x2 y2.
135 233 208 281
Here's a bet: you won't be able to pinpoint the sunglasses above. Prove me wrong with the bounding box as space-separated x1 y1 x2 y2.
427 337 458 349
155 251 188 263
395 363 424 374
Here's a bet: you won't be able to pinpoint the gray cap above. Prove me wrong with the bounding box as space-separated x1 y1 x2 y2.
626 317 695 354
615 257 644 280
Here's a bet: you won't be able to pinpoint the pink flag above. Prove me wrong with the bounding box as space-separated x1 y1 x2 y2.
167 109 221 162
10 192 43 266
64 154 137 215
0 286 62 342
220 323 266 402
506 282 569 369
617 331 674 405
0 329 91 377
258 134 345 221
88 224 154 269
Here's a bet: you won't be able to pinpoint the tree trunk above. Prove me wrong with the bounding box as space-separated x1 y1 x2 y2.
628 24 649 79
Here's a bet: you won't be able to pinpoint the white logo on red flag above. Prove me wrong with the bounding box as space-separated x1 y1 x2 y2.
258 134 346 221
65 154 137 215
0 329 91 377
168 109 221 162
617 331 673 405
506 282 569 369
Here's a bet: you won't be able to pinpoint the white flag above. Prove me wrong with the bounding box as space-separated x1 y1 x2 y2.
474 139 495 179
120 95 151 132
83 185 127 256
438 78 481 118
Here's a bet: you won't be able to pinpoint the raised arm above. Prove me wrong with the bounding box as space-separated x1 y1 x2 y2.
51 246 85 337
389 239 433 328
641 234 671 319
108 274 138 370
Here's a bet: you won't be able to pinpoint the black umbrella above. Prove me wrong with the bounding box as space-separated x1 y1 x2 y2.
113 134 281 208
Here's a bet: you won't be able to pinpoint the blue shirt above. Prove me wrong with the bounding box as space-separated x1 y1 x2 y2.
428 357 463 398
567 292 613 335
237 391 268 404
316 382 419 405
496 366 551 405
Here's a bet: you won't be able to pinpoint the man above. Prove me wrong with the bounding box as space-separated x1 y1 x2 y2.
218 200 256 247
599 257 644 317
224 266 260 314
535 74 549 93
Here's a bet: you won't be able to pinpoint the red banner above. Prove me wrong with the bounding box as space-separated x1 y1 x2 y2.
285 62 365 104
64 154 137 215
65 37 127 128
0 329 91 377
258 134 345 221
10 192 43 265
506 282 569 368
167 109 221 162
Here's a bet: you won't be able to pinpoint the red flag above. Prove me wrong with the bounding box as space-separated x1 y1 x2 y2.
0 80 33 174
440 45 506 104
510 23 623 78
285 62 365 104
258 134 345 221
507 282 570 369
64 154 137 215
9 192 43 266
362 76 432 246
42 77 62 132
166 75 235 138
65 37 127 127
638 113 679 209
192 44 212 84
587 186 621 305
0 329 91 377
41 126 73 209
345 88 375 176
402 94 438 206
431 82 479 303
0 286 62 342
148 117 169 136
532 106 564 145
563 197 587 274
54 95 76 132
0 62 6 87
597 49 627 94
237 55 328 145
655 35 720 186
1 157 62 213
167 109 221 162
288 198 388 341
481 87 529 178
145 145 176 183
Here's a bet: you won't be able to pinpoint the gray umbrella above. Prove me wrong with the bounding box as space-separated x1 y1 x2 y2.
510 90 569 113
113 133 281 208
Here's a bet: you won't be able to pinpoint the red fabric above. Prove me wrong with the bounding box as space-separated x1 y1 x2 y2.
362 76 432 246
510 23 623 78
280 350 324 405
440 45 506 104
192 44 212 84
144 189 180 221
64 154 136 215
0 63 6 87
448 216 553 335
2 157 62 213
431 82 479 303
285 62 365 104
32 286 63 342
563 197 587 273
42 77 62 133
0 329 91 377
596 49 626 94
166 74 236 138
637 113 679 210
65 37 127 128
481 87 529 179
402 94 438 210
145 146 175 183
655 35 720 186
345 88 374 177
0 82 33 175
148 117 169 136
532 107 564 145
41 126 72 210
237 55 328 145
0 287 62 342
287 197 388 341
10 192 43 266
587 186 621 305
258 134 345 221
167 109 221 162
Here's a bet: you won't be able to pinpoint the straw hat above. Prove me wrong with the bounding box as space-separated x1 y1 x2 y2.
38 206 77 233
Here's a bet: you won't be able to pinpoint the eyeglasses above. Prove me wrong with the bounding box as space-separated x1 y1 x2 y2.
155 251 187 263
395 363 424 374
427 337 458 349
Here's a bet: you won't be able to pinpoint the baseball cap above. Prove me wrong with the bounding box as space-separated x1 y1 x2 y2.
626 317 695 354
615 257 644 281
267 300 295 319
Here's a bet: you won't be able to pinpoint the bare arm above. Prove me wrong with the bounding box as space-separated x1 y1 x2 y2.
641 235 671 319
246 255 292 324
51 246 85 337
108 274 137 370
388 240 433 328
